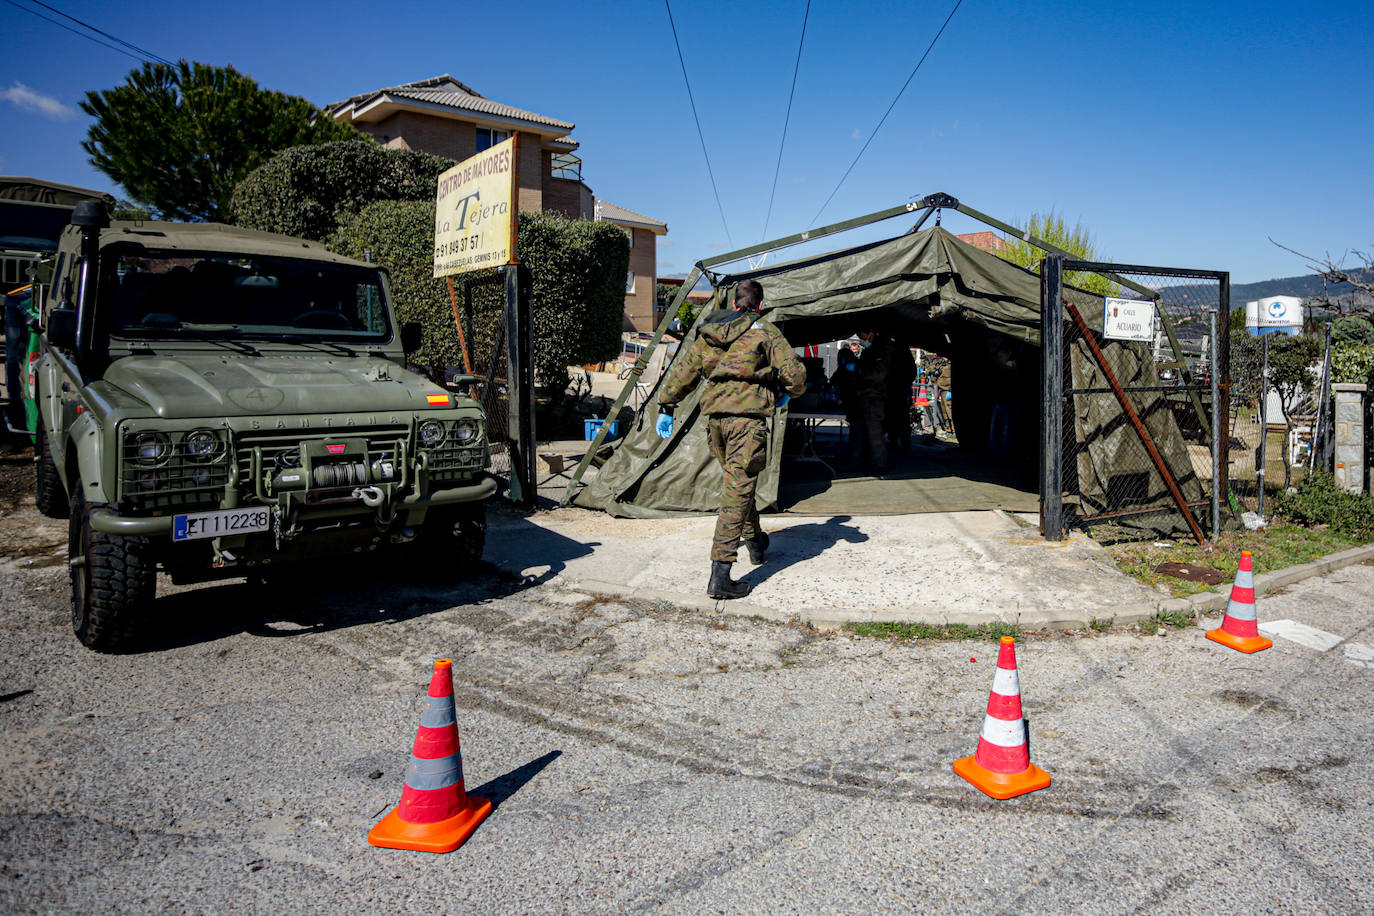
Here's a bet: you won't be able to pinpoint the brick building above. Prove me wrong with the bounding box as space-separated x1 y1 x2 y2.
593 199 668 332
325 75 666 330
955 230 1010 253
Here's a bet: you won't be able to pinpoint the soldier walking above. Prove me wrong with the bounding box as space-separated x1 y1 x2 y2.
655 279 807 599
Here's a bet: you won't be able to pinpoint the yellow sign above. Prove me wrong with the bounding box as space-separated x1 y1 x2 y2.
433 135 518 277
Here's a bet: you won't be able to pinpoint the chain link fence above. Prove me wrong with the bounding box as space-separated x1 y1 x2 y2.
1046 260 1225 542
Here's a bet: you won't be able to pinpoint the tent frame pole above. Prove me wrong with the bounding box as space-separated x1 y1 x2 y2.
560 267 704 506
1040 256 1065 541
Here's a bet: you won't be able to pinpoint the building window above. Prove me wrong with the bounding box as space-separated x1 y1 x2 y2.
626 271 636 294
624 227 634 248
551 151 582 181
475 127 510 152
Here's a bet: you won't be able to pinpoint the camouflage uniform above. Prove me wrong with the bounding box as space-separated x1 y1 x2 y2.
659 308 807 563
851 335 898 471
885 342 916 454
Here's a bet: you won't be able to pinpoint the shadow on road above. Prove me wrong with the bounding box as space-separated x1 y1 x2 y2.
128 504 596 653
469 749 563 810
737 515 868 590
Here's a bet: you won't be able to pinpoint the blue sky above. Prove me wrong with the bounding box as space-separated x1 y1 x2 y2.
2 0 1370 284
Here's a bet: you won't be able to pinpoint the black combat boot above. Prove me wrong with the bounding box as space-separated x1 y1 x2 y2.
707 561 751 600
743 530 770 564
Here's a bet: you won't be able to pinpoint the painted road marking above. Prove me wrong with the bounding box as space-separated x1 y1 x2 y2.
1344 643 1374 669
1258 619 1344 651
1258 619 1374 670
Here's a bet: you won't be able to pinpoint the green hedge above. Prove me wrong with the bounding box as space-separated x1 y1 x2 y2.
331 202 628 381
232 141 453 241
1271 471 1374 540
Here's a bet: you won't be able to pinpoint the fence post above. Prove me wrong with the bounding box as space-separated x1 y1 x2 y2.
504 265 537 508
1040 255 1064 541
1257 335 1269 516
1208 305 1220 538
1332 382 1367 494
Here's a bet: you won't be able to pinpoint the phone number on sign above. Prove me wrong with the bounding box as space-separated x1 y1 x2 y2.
435 236 482 258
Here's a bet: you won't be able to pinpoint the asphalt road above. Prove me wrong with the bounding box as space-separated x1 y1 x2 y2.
2 494 1372 913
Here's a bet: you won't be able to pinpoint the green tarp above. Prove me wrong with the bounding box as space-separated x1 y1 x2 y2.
575 226 1204 532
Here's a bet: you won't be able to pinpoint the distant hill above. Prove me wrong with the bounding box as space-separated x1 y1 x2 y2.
1230 269 1373 309
1149 269 1373 315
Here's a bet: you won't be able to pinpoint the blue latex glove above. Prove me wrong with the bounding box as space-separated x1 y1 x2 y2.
777 393 790 409
656 412 674 438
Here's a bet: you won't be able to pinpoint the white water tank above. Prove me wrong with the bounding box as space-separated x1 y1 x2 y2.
1247 295 1303 336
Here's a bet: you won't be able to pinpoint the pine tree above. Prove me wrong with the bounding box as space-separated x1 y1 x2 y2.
82 61 359 222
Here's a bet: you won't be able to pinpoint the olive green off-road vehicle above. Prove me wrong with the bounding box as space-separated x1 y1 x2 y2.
35 203 494 650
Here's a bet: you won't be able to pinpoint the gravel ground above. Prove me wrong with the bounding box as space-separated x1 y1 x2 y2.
2 443 1372 914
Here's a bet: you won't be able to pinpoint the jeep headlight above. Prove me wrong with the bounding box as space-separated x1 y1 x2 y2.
134 431 172 466
183 428 224 461
418 419 446 447
453 419 479 443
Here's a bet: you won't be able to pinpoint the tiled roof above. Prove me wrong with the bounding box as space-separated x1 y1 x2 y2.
327 75 573 132
596 199 667 233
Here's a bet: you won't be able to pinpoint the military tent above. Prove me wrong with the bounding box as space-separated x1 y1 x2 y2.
571 224 1207 536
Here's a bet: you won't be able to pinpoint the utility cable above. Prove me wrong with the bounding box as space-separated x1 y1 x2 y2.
761 0 811 242
809 0 964 227
2 0 148 64
21 0 175 65
664 0 733 249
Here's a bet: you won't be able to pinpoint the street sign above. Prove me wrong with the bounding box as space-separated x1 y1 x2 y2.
433 135 519 278
1102 296 1156 342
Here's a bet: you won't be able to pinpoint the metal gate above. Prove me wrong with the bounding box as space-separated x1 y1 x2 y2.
446 266 536 507
1041 255 1230 543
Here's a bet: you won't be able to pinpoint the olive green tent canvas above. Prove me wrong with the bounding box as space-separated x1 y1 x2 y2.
575 226 1205 534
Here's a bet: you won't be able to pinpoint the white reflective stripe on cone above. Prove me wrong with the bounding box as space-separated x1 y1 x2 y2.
1235 569 1253 588
1227 600 1258 621
980 714 1026 748
991 666 1020 698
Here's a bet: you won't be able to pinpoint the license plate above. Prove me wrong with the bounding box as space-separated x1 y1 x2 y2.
172 507 271 541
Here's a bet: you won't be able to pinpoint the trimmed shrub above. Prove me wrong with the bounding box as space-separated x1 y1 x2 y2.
1271 471 1374 540
331 202 628 382
232 141 453 241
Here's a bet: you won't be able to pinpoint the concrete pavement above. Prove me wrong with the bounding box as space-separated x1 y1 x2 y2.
489 497 1374 631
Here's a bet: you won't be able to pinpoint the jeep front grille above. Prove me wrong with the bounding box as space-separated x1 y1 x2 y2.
235 426 409 487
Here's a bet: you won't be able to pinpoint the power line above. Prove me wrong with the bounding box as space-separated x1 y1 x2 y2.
664 0 733 249
761 0 811 242
809 0 965 227
6 0 173 66
3 0 143 63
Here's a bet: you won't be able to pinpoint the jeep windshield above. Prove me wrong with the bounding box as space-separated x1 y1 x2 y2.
102 250 393 343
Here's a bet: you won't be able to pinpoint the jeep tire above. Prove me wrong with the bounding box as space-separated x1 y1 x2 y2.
69 484 155 651
34 414 69 519
418 501 486 575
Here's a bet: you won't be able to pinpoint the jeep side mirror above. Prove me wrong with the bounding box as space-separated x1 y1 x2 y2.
47 307 77 350
401 321 422 354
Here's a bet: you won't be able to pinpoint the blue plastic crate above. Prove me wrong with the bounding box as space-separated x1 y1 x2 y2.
584 418 619 441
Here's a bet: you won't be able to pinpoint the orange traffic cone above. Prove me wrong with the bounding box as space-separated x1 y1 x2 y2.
1206 550 1272 653
953 636 1051 800
368 659 492 852
915 383 931 407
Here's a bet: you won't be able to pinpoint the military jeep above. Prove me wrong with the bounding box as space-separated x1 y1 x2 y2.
34 203 494 650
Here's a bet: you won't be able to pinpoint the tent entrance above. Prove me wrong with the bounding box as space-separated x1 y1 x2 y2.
772 299 1042 515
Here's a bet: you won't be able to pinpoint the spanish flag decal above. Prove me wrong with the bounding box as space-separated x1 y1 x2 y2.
426 394 451 406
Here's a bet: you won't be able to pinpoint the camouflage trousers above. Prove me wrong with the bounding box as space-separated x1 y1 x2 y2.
849 399 888 470
707 415 768 563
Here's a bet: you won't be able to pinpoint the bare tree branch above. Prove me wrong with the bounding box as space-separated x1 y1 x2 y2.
1270 237 1374 298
